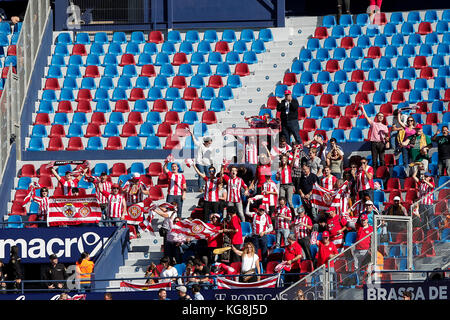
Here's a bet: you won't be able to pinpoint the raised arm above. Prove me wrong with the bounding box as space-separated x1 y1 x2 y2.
50 167 62 182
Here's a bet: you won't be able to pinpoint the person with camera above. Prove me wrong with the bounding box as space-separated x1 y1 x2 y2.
402 124 432 176
325 138 344 180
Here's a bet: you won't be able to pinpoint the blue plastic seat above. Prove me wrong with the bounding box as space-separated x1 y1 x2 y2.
424 10 438 22
66 123 83 138
299 48 312 62
258 28 273 42
55 32 72 44
203 30 219 43
197 62 213 77
59 88 76 101
317 71 331 84
308 59 322 73
27 137 45 151
302 94 316 108
310 106 324 120
97 77 113 91
406 11 421 23
292 83 306 97
182 111 199 125
153 75 169 89
414 78 428 91
316 48 330 61
334 70 348 83
296 71 310 86
408 89 423 104
37 100 54 113
323 37 338 50
348 25 362 38
216 62 231 76
307 38 320 51
367 68 381 82
103 64 119 78
190 75 205 89
356 117 370 129
344 81 358 94
85 136 103 150
50 55 66 67
373 34 388 47
356 13 369 26
112 31 127 44
165 87 181 101
243 51 258 64
385 68 399 81
339 14 353 26
31 124 48 138
131 31 146 44
124 136 142 150
366 25 380 37
400 22 415 35
137 122 155 137
179 41 194 55
200 87 216 100
159 63 175 77
6 215 23 229
167 30 182 43
377 56 392 71
72 112 88 125
332 47 347 60
233 40 248 53
331 129 346 143
436 21 449 34
190 52 206 66
391 34 405 46
102 123 120 137
42 89 57 102
107 42 123 56
227 74 242 88
385 45 398 58
178 63 194 77
407 33 422 46
319 117 335 130
402 67 416 80
326 81 340 95
343 58 357 72
144 136 162 150
132 99 149 113
122 64 138 78
250 39 266 53
125 42 140 55
433 77 447 90
383 23 398 36
47 66 63 79
240 29 255 42
357 35 371 48
347 128 364 142
143 42 158 55
425 32 439 46
135 76 151 89
392 165 407 179
54 43 70 56
360 58 374 71
221 29 237 43
390 12 404 24
208 51 223 65
379 79 393 92
419 43 433 56
161 42 176 55
95 100 111 112
323 15 337 28
155 53 171 66
109 87 126 101
437 44 449 56
147 87 163 101
336 92 351 106
218 86 234 100
331 25 345 38
373 91 387 105
108 112 125 125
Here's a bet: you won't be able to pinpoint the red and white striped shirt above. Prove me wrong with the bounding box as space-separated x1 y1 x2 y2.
102 191 126 219
123 181 147 205
321 175 338 191
292 215 312 240
278 165 292 184
167 171 186 196
31 195 49 220
327 214 348 247
247 212 273 235
262 180 278 207
59 177 79 196
419 181 435 205
95 180 112 205
203 177 220 202
274 205 292 230
357 166 374 191
245 141 258 165
223 175 247 203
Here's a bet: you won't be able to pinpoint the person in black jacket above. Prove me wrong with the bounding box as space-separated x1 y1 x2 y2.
276 90 302 145
5 246 22 293
42 254 68 291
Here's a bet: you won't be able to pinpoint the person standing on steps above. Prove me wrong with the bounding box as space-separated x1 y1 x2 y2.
276 90 302 145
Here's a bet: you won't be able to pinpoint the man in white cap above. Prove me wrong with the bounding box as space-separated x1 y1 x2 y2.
122 172 149 205
177 285 192 300
383 195 408 235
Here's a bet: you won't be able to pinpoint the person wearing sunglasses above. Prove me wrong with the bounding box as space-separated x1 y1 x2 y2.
356 157 374 201
397 112 417 168
192 164 221 221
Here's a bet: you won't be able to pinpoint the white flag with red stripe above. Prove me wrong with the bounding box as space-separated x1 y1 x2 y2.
167 219 220 243
310 181 349 211
138 202 158 235
47 195 102 226
119 281 172 291
216 274 280 289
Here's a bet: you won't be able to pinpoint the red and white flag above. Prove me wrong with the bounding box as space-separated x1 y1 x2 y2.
119 281 172 291
47 195 102 226
310 181 349 211
274 261 292 273
138 202 158 235
216 274 280 289
167 219 220 243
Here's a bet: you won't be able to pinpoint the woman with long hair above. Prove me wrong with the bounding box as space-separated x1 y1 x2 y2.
231 242 261 283
75 252 94 292
397 113 417 168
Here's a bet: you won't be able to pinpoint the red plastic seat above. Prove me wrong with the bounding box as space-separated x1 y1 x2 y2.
164 111 180 125
38 164 53 178
385 178 401 191
234 63 250 76
149 186 164 200
49 124 66 138
148 31 164 44
266 96 279 110
175 123 190 137
76 89 93 102
367 46 381 59
318 94 334 107
302 118 317 132
390 90 405 104
420 240 436 257
119 53 136 66
156 122 172 137
110 162 127 177
26 214 39 228
44 78 60 90
84 65 100 77
7 45 16 56
84 123 102 137
405 189 418 204
351 70 365 82
396 79 411 92
114 100 130 112
91 112 107 125
383 258 397 270
373 12 387 25
215 41 230 54
56 100 73 113
419 66 434 79
417 21 433 35
376 165 389 179
309 83 323 96
2 66 16 78
38 175 53 189
412 228 424 244
443 89 450 102
10 202 26 215
172 52 188 66
425 113 438 125
129 88 145 101
298 129 310 142
355 92 369 105
298 107 307 120
148 162 163 176
163 135 182 150
72 44 87 56
120 122 138 137
190 98 206 112
66 137 84 151
413 56 428 69
402 177 417 191
327 105 342 118
34 113 51 125
362 81 376 94
207 75 224 88
325 59 340 73
20 164 36 178
282 72 298 86
75 100 92 113
182 87 198 100
14 190 28 203
171 75 187 89
105 136 123 150
344 105 359 118
47 136 64 151
313 26 329 39
152 99 168 112
380 103 393 116
141 64 156 77
337 116 352 129
127 111 144 125
384 153 396 166
415 101 428 114
340 37 355 49
202 111 218 124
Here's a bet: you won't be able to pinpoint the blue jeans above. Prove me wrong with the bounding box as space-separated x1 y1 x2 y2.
167 195 183 218
195 164 208 191
276 228 290 247
281 120 302 145
246 234 268 265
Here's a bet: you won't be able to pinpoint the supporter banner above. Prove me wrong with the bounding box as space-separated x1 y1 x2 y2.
168 219 220 243
216 275 280 289
120 281 172 291
48 195 102 226
0 227 115 263
222 127 279 136
364 280 450 300
310 181 348 211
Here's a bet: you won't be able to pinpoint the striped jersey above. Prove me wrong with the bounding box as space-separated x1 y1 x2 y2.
59 177 79 196
101 190 126 218
262 180 278 207
94 179 112 205
245 141 258 164
418 181 435 205
203 176 220 202
31 195 49 220
274 205 292 230
167 171 186 196
292 215 312 240
278 165 292 184
357 166 374 191
321 175 338 191
247 212 273 235
223 175 247 203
